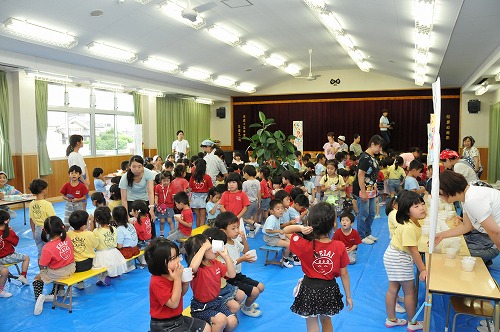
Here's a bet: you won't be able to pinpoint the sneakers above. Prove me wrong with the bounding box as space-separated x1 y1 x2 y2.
240 302 259 309
397 295 404 302
292 256 301 266
407 321 424 331
74 282 85 290
282 259 293 268
385 318 407 328
18 275 29 285
240 306 262 317
247 231 255 238
0 290 12 298
44 295 54 302
34 295 45 315
96 276 112 286
375 214 381 219
362 237 375 245
479 319 493 327
368 235 378 242
395 302 406 313
254 223 262 235
477 326 494 332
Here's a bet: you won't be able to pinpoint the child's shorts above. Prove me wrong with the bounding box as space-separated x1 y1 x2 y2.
227 273 259 297
219 283 238 304
243 201 258 220
167 229 188 242
191 297 234 323
150 315 206 332
40 262 76 283
156 207 174 220
260 197 271 211
347 250 357 265
75 257 93 273
263 234 280 246
190 192 208 209
138 240 151 250
0 252 28 265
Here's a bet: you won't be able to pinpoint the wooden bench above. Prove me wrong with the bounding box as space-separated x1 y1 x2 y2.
52 268 107 313
259 245 283 267
4 262 21 282
178 225 210 249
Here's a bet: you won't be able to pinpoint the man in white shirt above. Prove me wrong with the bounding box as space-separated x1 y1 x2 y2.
201 139 228 184
379 109 392 148
171 130 190 159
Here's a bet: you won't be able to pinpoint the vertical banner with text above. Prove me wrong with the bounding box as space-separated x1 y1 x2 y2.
293 121 303 152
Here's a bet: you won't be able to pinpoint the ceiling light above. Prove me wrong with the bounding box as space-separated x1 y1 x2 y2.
475 82 489 96
158 0 205 30
240 42 266 59
213 76 236 87
3 17 77 49
25 70 73 83
415 74 425 86
195 97 213 105
319 12 342 33
136 89 165 97
135 0 153 4
236 83 256 93
283 64 301 76
87 42 137 63
265 54 286 68
414 50 429 66
356 61 370 72
415 31 431 50
303 0 326 11
414 0 435 29
206 24 240 46
337 33 355 50
183 68 211 81
496 72 500 82
92 81 125 91
142 56 179 73
414 64 429 76
348 49 364 62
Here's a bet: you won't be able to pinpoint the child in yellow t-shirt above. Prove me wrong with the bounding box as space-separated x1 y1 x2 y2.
28 179 56 259
319 160 346 199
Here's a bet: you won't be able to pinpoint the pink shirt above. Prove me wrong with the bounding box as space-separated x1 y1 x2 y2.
39 238 75 269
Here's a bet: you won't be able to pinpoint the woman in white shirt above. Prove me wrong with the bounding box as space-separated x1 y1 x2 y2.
66 134 90 209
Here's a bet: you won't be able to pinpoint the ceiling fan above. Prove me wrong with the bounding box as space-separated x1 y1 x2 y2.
295 49 321 81
181 0 217 22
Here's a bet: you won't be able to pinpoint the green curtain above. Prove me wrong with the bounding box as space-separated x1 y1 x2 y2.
0 71 15 179
156 97 210 158
488 101 500 183
35 80 52 176
132 92 143 124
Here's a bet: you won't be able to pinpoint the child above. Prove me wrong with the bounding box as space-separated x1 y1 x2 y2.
287 194 309 226
145 238 210 332
29 179 56 259
215 212 265 317
383 190 427 331
116 160 129 176
92 206 128 286
387 156 405 198
232 151 244 165
320 160 346 200
246 155 259 167
113 206 139 272
215 173 225 186
189 159 213 228
154 171 175 237
263 199 293 268
333 211 361 264
220 172 250 234
61 165 89 229
281 170 296 194
0 264 11 297
302 167 317 205
130 200 153 250
206 187 223 226
386 194 402 239
314 153 327 202
242 165 261 238
424 164 433 195
108 184 122 213
170 164 189 201
284 202 353 331
185 234 238 332
257 166 272 224
93 167 107 196
0 171 21 219
33 216 75 315
91 192 106 208
274 190 292 228
404 160 425 194
167 192 193 242
0 210 30 284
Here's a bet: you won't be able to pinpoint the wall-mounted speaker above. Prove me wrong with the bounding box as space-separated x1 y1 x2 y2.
468 100 480 113
216 107 226 118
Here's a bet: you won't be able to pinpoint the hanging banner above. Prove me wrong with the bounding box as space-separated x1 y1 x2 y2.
293 121 303 152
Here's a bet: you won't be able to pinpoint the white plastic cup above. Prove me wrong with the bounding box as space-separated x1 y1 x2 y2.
461 259 475 272
445 247 458 259
330 185 337 191
247 249 257 260
181 267 193 282
174 214 182 220
212 240 224 253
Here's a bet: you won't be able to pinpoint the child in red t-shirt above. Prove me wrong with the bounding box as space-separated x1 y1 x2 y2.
145 238 209 332
220 173 250 234
333 211 362 264
130 200 152 249
284 202 353 332
154 171 174 237
33 216 75 315
167 192 193 243
189 159 213 228
185 234 238 331
0 210 30 286
60 165 89 229
257 166 272 224
170 164 189 200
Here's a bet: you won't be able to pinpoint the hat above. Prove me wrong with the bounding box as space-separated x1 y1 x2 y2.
200 139 215 147
0 171 6 176
439 149 459 160
338 135 346 142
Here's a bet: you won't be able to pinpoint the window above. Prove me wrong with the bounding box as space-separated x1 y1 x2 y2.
47 84 65 107
67 86 91 108
95 90 114 110
47 112 91 158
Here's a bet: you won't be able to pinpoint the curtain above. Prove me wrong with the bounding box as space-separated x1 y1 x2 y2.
156 97 210 158
488 102 500 183
132 92 143 156
0 71 15 179
35 80 52 176
132 92 143 124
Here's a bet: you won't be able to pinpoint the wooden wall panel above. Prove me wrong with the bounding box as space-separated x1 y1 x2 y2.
10 155 23 192
144 149 158 158
479 148 488 180
22 155 39 193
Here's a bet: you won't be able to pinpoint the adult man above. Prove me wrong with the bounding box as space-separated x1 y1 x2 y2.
171 130 190 159
379 109 392 148
349 134 363 157
201 139 228 184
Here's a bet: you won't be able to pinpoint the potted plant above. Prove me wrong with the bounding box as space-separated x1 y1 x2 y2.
242 111 296 176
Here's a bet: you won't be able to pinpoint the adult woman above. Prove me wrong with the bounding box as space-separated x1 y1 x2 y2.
462 136 483 178
66 135 90 209
152 155 163 173
323 132 339 160
119 155 156 237
435 171 500 264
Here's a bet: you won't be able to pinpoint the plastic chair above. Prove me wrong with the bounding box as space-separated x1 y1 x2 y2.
445 296 493 332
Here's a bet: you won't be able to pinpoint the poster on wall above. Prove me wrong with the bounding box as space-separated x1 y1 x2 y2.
293 121 303 151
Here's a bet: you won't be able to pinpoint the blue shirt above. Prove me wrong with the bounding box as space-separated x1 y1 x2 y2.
118 168 156 201
404 176 419 191
206 201 220 220
116 224 138 247
288 206 302 224
264 215 280 237
94 179 106 194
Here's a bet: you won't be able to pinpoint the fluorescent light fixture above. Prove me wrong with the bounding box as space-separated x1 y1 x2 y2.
195 97 213 105
337 33 355 50
414 50 429 66
158 0 205 30
496 72 500 82
3 17 77 49
348 49 364 62
265 54 286 68
206 24 240 46
240 42 266 59
213 76 236 87
236 83 256 93
303 0 326 11
475 83 489 96
136 89 165 97
414 65 429 76
283 64 301 76
356 61 370 72
92 81 125 91
135 0 153 4
319 12 342 33
414 0 435 28
183 68 211 81
142 56 179 73
415 30 431 50
87 42 137 63
25 70 73 84
415 74 425 86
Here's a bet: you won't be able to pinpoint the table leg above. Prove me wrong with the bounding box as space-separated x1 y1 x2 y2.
423 293 432 332
23 201 27 225
494 302 500 332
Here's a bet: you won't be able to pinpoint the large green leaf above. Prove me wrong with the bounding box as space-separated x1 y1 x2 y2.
264 119 274 125
277 141 283 151
285 141 295 153
266 138 276 144
264 150 271 160
241 136 251 141
274 131 281 139
257 129 263 136
249 123 261 128
252 134 259 140
257 149 265 157
260 135 267 143
259 111 266 123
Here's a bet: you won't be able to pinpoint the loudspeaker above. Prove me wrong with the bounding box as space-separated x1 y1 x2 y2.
468 100 480 113
216 107 226 118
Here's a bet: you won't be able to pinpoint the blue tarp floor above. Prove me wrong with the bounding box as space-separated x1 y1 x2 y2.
2 200 498 332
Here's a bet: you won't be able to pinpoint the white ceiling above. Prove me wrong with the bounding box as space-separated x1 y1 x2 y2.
0 0 499 98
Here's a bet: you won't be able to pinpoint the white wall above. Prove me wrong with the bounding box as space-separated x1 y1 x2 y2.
210 101 232 146
10 72 37 154
460 93 494 148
